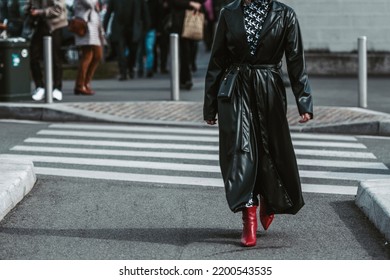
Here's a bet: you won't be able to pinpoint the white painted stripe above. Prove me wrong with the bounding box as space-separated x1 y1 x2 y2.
297 159 388 170
11 146 219 161
37 130 218 142
290 133 357 141
299 170 390 181
301 184 357 195
26 137 364 150
11 145 377 161
47 125 358 142
5 152 386 172
33 167 359 195
49 124 219 135
293 141 366 149
34 167 224 187
0 154 220 173
295 149 376 159
24 138 219 151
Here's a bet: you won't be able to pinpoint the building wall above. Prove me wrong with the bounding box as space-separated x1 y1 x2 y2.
283 0 390 52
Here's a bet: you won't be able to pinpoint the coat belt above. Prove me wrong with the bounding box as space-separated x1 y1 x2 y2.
231 62 282 70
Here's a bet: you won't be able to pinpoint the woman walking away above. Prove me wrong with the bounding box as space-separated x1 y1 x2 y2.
73 0 104 95
203 0 313 247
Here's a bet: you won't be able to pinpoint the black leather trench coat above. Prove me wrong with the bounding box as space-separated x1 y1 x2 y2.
203 0 313 214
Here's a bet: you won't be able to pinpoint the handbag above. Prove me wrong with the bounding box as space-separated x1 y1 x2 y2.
68 17 88 37
181 10 204 41
217 53 249 100
217 66 241 100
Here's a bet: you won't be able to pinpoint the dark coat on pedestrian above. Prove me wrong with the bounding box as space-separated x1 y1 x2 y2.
204 0 313 214
103 0 151 43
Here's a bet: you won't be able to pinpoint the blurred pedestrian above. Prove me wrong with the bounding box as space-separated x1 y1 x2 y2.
73 0 105 95
203 0 214 51
2 0 23 37
204 0 313 247
170 0 205 90
154 0 170 74
26 0 68 101
136 0 158 78
103 0 150 81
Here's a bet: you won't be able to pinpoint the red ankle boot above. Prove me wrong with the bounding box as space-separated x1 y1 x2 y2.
260 197 274 230
240 206 257 247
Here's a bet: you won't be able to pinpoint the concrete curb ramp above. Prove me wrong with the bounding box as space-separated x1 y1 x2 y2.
0 157 36 221
356 179 390 241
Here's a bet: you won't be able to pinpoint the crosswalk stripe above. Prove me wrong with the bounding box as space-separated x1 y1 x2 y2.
11 146 219 160
25 137 365 150
299 170 390 181
290 133 357 141
12 145 378 160
34 167 224 187
296 159 388 170
3 153 386 171
48 124 358 142
49 124 219 135
301 184 357 195
292 141 366 149
0 154 220 173
33 167 359 195
3 154 387 174
37 130 218 142
24 138 219 151
295 149 376 159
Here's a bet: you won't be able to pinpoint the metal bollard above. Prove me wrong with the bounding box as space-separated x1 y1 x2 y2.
358 36 367 108
170 33 180 101
44 36 53 104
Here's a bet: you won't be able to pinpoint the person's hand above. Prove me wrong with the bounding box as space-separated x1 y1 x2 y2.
206 119 217 125
189 1 202 11
30 9 43 16
299 113 311 123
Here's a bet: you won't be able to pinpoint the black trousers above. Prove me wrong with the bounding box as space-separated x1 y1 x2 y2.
30 22 63 90
179 37 193 84
116 32 139 78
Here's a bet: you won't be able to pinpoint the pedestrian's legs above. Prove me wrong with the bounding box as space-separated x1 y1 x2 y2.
179 37 192 89
84 45 103 91
190 40 198 72
51 28 63 90
75 46 94 90
160 32 169 73
127 41 139 79
116 37 127 80
29 27 44 88
136 38 145 77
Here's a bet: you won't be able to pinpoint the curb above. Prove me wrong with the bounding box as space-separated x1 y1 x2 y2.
1 103 390 135
355 179 390 242
0 157 37 221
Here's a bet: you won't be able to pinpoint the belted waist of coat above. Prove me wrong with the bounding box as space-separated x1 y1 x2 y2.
230 62 282 70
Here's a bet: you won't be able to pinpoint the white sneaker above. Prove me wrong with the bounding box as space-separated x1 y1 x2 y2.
32 87 45 101
53 88 63 101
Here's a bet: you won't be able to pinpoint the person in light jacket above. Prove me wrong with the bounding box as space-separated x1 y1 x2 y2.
204 0 313 247
26 0 68 101
73 0 105 95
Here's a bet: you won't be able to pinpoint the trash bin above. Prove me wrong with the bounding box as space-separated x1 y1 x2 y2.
0 37 31 101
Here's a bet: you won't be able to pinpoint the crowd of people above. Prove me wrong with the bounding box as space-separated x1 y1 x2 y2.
0 0 232 100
